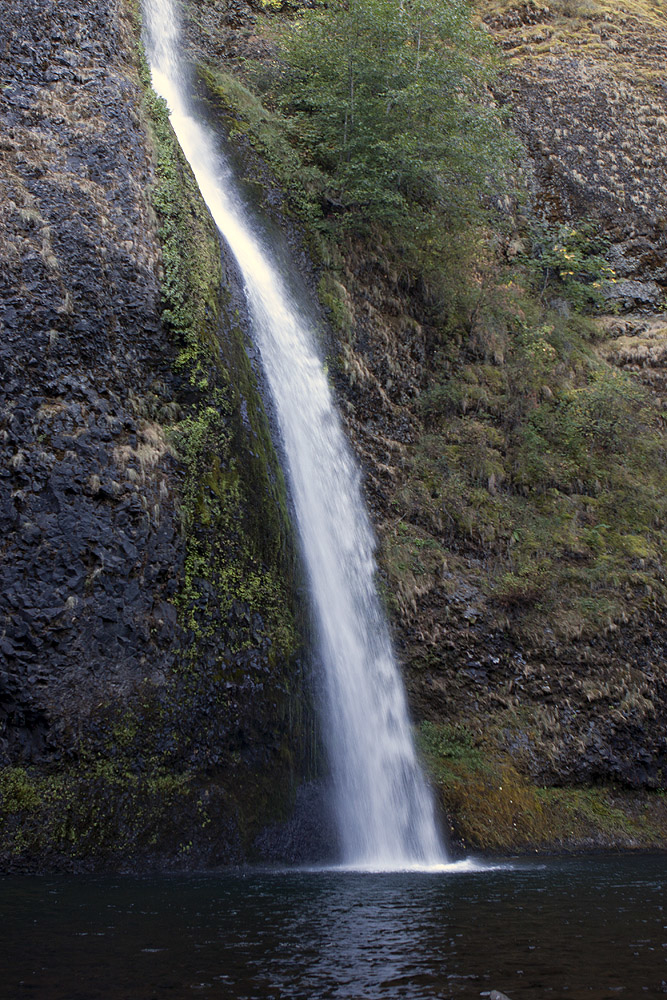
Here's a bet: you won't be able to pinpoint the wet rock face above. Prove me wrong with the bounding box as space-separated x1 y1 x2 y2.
0 0 185 762
182 0 270 65
0 0 314 870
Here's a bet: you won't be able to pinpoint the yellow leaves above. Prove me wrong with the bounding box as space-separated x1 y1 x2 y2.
553 245 575 261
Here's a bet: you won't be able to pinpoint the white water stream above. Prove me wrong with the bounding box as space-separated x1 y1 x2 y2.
142 0 446 869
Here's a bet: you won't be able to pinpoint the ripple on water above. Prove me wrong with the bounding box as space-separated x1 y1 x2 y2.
1 855 666 999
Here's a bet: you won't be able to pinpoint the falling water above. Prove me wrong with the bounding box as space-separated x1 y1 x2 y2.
142 0 446 869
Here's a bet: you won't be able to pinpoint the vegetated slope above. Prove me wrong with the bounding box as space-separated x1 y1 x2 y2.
190 0 667 850
0 0 315 870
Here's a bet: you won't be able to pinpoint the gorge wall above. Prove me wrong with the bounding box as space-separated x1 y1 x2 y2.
184 0 667 850
0 0 317 869
1 0 666 865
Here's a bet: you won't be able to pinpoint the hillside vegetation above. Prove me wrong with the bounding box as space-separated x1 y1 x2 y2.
199 0 667 637
190 0 667 849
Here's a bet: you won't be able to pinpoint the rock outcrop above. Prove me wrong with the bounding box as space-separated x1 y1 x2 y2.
0 0 179 761
483 0 667 297
0 0 312 869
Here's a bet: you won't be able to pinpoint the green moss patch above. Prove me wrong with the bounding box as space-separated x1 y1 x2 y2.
417 721 667 851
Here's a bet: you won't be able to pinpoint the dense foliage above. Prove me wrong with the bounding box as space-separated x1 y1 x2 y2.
268 0 512 278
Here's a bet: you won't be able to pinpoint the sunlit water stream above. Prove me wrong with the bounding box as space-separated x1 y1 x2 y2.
141 0 444 868
2 856 666 998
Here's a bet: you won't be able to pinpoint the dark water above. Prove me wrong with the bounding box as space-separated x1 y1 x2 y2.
1 856 665 999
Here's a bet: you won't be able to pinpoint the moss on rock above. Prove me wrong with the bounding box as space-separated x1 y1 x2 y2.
417 720 667 852
0 0 313 871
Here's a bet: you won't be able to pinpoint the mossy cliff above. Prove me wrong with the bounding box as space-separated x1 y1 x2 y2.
181 0 667 851
0 0 314 870
2 0 666 864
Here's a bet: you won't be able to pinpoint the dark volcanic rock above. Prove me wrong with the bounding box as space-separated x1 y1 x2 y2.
0 0 313 869
0 0 182 760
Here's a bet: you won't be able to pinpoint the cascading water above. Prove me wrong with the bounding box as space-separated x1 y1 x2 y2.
142 0 446 869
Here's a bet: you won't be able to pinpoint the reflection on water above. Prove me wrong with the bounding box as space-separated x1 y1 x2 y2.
1 855 666 999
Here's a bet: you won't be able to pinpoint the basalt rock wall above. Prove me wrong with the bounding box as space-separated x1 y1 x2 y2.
0 0 178 760
0 0 316 869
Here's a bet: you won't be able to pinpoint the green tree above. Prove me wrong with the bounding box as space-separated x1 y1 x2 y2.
524 221 617 311
272 0 512 277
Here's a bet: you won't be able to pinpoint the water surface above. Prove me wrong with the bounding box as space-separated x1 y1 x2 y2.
2 855 665 998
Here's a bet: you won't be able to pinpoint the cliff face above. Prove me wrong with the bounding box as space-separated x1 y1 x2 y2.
484 0 667 302
1 0 176 757
2 0 666 864
185 0 667 850
335 0 667 846
0 0 314 869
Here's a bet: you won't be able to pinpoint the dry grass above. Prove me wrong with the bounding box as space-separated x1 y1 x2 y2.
113 420 171 482
598 317 667 367
477 0 667 87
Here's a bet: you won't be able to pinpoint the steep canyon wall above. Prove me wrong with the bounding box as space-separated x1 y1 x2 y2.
184 0 667 850
2 0 666 862
0 0 314 869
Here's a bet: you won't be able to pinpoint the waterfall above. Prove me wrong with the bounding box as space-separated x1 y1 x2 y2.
142 0 446 870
